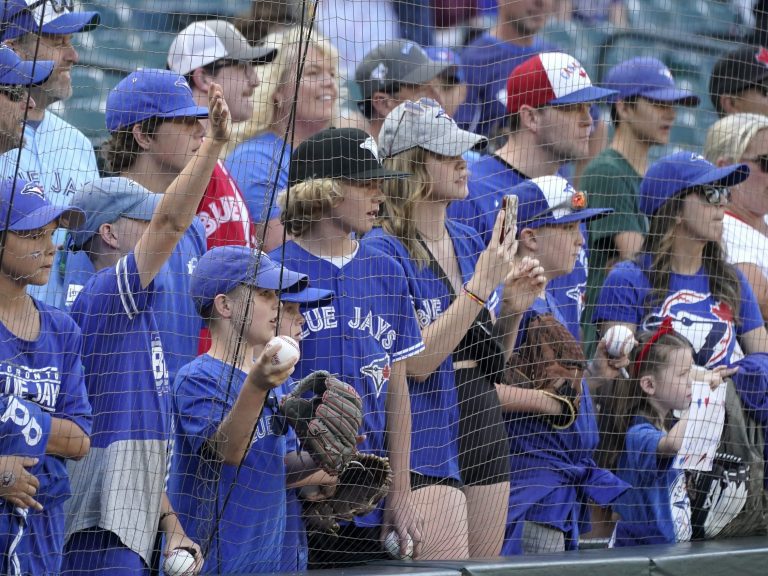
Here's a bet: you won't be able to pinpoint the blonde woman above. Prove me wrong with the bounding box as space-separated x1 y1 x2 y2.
705 113 768 320
225 27 340 251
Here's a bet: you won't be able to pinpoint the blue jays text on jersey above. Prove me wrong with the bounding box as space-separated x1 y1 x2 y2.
1 364 61 413
303 305 398 351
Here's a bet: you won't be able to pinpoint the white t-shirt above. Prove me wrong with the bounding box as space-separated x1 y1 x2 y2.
724 212 768 279
316 0 400 79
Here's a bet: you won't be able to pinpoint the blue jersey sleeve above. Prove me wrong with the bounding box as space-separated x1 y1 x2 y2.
387 264 426 364
74 253 154 319
0 395 51 458
54 321 92 437
593 261 649 326
736 268 765 335
624 421 671 484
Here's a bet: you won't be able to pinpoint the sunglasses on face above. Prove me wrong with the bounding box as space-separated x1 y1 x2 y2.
698 185 731 206
743 154 768 174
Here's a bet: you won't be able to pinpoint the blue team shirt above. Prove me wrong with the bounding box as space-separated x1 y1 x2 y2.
225 132 290 223
612 418 692 546
455 33 556 136
366 221 498 481
594 258 764 368
169 355 287 574
0 302 91 575
62 221 206 385
269 240 425 526
502 297 628 555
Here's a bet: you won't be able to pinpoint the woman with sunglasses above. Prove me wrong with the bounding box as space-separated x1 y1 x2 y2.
705 113 768 321
594 151 768 370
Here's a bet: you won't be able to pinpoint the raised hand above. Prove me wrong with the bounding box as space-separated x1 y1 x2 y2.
207 82 231 143
501 256 547 316
467 210 516 301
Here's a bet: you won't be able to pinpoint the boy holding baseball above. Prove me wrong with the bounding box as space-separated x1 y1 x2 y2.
168 246 334 574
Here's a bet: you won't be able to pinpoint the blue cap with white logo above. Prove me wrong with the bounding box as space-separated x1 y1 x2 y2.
0 177 84 231
106 69 209 133
604 57 699 106
1 0 100 41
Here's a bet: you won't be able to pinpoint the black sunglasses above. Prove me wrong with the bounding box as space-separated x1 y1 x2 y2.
698 185 731 206
743 154 768 174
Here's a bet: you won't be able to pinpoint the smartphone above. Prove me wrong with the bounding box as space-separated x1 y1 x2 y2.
500 194 518 243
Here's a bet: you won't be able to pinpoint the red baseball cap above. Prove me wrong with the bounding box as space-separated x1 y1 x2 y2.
506 52 617 114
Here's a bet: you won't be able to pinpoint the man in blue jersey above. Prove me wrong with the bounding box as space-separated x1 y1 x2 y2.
62 75 231 575
1 1 101 307
448 52 616 339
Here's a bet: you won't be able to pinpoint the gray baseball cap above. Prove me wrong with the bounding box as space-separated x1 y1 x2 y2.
355 40 449 101
379 98 487 158
70 177 161 248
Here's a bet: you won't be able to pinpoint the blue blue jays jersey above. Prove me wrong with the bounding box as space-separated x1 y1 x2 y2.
503 297 628 555
269 240 425 526
366 221 498 481
169 355 287 574
594 259 764 368
612 418 692 546
63 221 206 385
455 33 557 136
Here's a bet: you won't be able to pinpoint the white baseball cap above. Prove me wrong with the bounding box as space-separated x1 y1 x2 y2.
167 20 276 77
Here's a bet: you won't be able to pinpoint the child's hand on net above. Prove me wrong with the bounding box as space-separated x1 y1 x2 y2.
207 82 231 142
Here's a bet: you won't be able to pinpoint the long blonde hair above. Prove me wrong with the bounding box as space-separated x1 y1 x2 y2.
380 148 435 267
234 27 340 145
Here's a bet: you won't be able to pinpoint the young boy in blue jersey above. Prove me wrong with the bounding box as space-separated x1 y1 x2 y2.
62 74 231 575
1 177 91 575
448 52 617 341
169 246 335 574
501 175 629 555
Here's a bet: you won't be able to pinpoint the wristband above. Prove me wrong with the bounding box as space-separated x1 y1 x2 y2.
463 284 487 307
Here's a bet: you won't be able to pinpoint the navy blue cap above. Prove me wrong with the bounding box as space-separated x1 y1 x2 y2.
1 177 83 231
190 246 308 315
640 151 750 216
604 57 699 106
106 69 209 133
513 175 612 232
0 44 53 85
1 1 99 41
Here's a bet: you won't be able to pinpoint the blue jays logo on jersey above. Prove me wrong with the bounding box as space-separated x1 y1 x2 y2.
643 290 738 367
360 354 391 397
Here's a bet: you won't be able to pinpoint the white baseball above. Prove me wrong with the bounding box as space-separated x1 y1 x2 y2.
603 325 636 358
383 530 414 559
163 548 196 576
267 335 300 366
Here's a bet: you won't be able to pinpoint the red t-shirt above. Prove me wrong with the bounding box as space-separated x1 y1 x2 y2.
197 161 255 249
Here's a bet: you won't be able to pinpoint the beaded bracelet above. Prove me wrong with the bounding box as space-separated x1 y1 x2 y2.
462 284 487 307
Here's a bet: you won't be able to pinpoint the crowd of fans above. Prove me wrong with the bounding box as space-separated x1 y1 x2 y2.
2 1 768 574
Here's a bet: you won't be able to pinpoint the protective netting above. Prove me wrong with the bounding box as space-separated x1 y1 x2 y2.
1 1 768 574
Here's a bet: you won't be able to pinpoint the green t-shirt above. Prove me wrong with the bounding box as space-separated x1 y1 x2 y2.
581 148 646 349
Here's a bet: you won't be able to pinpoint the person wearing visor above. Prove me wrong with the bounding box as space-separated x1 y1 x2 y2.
582 57 700 356
169 247 334 574
0 177 90 575
62 77 230 575
500 175 629 556
0 1 101 307
269 127 426 567
0 44 54 154
595 151 768 370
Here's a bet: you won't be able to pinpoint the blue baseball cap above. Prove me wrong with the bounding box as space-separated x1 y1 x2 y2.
0 44 53 85
0 177 83 231
514 175 612 232
69 177 161 248
281 286 334 307
1 1 100 41
604 57 699 106
639 151 750 217
105 69 209 133
190 246 309 315
425 47 464 84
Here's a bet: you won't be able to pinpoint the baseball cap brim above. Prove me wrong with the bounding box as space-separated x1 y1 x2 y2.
425 130 487 157
41 12 100 35
281 286 334 307
689 163 750 189
10 205 84 232
0 60 54 86
155 105 209 122
643 87 700 106
550 86 618 105
227 42 278 65
349 167 411 181
526 207 612 229
249 262 308 292
122 193 162 222
401 61 450 87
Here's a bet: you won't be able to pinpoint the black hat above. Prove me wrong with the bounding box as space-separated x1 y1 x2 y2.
288 128 410 185
710 45 768 111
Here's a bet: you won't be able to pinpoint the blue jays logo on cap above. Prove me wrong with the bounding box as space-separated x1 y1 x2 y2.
20 182 44 198
361 354 391 397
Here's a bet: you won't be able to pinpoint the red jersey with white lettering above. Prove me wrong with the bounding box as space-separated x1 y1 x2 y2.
197 161 255 249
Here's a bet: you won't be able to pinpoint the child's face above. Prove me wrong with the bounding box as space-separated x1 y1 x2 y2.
424 153 469 202
2 221 57 286
331 180 383 235
653 346 694 413
279 301 305 341
232 286 280 346
528 221 584 280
